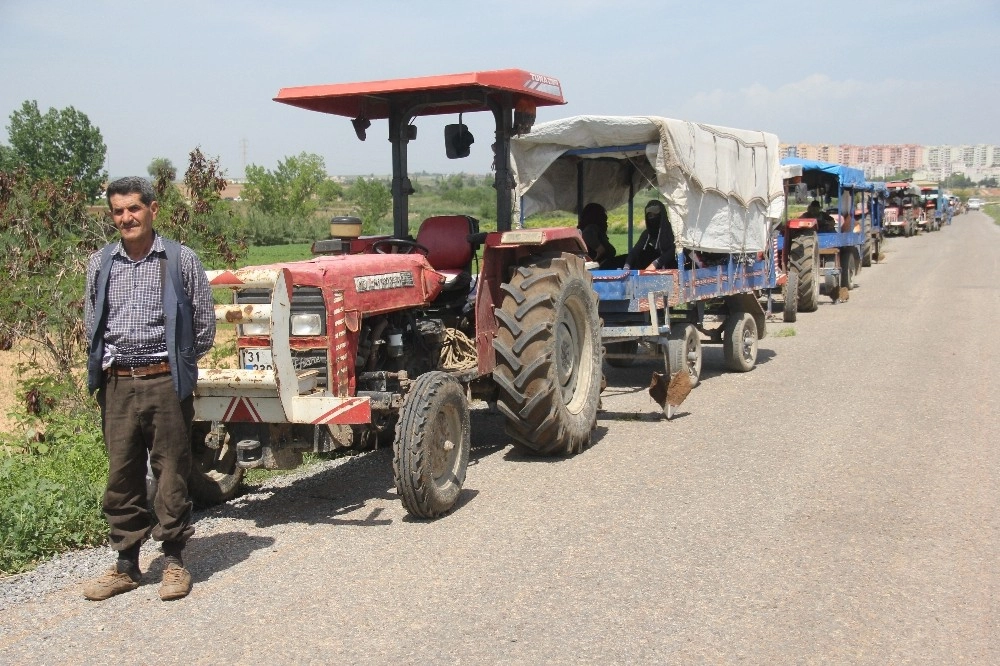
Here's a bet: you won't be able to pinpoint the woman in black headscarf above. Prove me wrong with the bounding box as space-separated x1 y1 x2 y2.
624 199 677 270
577 202 617 267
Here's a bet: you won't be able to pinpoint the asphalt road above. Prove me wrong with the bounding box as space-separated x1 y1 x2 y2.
1 212 997 664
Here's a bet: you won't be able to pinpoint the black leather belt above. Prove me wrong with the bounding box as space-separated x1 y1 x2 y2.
106 361 171 378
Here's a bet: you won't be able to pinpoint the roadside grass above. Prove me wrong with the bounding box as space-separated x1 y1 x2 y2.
1 327 235 576
773 327 797 337
985 204 1000 226
0 409 107 575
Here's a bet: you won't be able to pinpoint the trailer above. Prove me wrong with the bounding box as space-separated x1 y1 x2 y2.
510 115 784 416
778 158 876 308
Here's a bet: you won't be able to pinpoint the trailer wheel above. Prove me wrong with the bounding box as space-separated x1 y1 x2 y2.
393 371 470 518
189 423 244 505
493 253 602 456
840 249 857 290
667 324 702 387
791 232 820 313
782 270 798 323
873 235 882 263
605 340 639 368
723 312 758 373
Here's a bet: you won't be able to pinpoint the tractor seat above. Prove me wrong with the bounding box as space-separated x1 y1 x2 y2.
415 215 477 289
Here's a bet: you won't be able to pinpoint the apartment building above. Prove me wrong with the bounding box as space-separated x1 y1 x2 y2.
779 142 1000 181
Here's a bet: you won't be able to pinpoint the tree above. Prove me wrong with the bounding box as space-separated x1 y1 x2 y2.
348 177 391 232
943 173 973 188
153 147 248 268
0 168 110 406
147 157 177 192
2 101 107 199
242 152 341 220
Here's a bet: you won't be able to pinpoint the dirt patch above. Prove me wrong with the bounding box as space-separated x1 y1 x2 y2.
0 346 26 434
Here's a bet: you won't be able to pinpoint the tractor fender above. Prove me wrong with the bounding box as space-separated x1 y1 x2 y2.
474 228 589 376
787 217 818 231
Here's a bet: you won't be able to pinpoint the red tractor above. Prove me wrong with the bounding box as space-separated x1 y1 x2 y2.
189 70 603 518
884 181 919 237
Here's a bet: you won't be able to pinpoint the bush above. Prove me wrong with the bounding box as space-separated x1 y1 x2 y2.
0 408 107 574
244 209 329 246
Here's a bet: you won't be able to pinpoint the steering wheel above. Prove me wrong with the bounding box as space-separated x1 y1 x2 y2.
371 238 430 256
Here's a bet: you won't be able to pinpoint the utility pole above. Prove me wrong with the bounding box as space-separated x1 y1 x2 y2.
240 138 248 180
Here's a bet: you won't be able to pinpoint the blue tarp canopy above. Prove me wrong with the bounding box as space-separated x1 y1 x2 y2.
780 157 871 191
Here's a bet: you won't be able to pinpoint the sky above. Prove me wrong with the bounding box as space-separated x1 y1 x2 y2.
1 0 998 181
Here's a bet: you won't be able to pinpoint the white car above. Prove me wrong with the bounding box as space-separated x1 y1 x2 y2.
968 198 984 210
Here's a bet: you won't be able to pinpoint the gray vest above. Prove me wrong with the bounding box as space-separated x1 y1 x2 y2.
87 239 199 399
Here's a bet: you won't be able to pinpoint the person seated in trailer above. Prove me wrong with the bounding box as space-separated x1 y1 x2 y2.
577 202 617 268
623 200 678 270
803 199 837 232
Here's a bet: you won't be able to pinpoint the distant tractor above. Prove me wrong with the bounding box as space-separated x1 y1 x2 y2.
884 181 920 237
779 158 877 309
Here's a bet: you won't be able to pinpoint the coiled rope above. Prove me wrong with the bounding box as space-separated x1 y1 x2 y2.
440 327 478 371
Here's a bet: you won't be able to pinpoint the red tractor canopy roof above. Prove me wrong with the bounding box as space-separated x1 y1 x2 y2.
273 69 565 118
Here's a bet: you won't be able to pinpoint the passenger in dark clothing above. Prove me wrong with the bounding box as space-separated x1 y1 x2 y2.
578 202 617 267
624 200 677 270
802 199 837 232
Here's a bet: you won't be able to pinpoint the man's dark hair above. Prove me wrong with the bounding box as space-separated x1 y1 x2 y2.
106 177 157 207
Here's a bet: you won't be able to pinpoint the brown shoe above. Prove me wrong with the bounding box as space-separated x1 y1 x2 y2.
159 563 192 600
83 566 140 601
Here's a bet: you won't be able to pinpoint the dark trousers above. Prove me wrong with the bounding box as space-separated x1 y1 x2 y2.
97 372 195 553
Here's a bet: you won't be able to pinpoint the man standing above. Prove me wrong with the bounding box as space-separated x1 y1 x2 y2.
82 177 215 601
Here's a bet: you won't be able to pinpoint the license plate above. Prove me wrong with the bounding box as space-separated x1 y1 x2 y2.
240 348 273 371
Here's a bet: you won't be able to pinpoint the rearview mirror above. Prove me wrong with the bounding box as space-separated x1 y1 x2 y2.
445 123 474 159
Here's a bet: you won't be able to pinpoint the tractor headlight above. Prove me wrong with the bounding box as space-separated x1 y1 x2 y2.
239 322 269 336
290 313 322 336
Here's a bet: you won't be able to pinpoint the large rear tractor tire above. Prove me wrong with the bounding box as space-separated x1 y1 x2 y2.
862 233 873 267
393 371 470 518
723 312 758 373
790 232 820 313
493 253 602 456
188 422 244 505
667 324 702 388
782 270 799 323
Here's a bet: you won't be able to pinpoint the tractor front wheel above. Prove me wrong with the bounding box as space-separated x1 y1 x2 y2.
393 371 470 518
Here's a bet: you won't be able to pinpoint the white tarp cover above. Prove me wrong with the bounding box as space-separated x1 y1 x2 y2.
511 115 784 254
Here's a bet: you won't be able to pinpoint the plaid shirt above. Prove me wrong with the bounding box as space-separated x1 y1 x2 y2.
85 233 215 366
